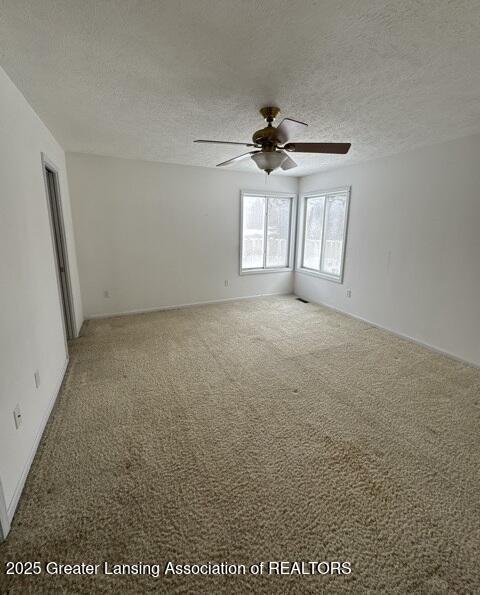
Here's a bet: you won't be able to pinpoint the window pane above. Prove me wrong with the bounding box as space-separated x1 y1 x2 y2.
302 196 324 270
266 197 291 268
242 195 265 269
321 194 347 277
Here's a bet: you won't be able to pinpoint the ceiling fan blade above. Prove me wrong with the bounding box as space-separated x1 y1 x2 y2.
276 118 308 144
216 151 258 167
194 139 256 147
280 152 297 171
283 142 351 154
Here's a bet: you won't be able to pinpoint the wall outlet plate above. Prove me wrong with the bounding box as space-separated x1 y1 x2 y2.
346 289 352 298
34 370 41 388
13 405 22 430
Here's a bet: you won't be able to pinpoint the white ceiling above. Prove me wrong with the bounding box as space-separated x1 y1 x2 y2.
1 0 480 176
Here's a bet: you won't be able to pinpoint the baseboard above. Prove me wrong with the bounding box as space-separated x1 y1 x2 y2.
6 357 70 528
0 475 9 541
87 291 293 320
295 294 479 369
77 319 87 337
75 316 85 338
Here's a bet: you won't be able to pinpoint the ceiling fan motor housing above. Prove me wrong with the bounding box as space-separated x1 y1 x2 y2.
252 126 281 146
253 106 283 146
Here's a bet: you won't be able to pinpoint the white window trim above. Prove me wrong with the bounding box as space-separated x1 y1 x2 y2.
295 186 351 284
240 190 297 275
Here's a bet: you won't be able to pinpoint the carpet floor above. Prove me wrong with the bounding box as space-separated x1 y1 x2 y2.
1 295 479 593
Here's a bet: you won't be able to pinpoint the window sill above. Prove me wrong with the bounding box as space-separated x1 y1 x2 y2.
240 267 293 275
295 267 343 284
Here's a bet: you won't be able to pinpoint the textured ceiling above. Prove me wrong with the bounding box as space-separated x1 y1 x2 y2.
1 0 480 176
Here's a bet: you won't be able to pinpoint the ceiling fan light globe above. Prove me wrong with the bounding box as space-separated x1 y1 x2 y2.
251 151 286 174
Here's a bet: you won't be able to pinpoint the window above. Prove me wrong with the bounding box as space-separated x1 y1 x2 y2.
298 187 350 282
240 192 295 273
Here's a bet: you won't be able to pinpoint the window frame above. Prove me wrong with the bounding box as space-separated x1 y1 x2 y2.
239 190 297 275
296 186 351 284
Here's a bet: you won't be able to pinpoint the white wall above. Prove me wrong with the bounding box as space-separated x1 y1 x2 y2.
0 66 83 528
296 134 480 366
67 153 297 317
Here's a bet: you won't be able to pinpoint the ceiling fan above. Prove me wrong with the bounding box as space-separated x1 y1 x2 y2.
194 107 351 174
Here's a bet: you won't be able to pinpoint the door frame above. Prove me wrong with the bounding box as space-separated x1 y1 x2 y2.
41 153 77 345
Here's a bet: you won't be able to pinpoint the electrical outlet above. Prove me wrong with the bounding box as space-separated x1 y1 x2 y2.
103 290 110 298
346 289 352 298
34 370 41 388
224 280 229 287
13 405 22 430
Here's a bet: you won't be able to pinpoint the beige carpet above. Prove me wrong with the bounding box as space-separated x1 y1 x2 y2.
1 295 479 593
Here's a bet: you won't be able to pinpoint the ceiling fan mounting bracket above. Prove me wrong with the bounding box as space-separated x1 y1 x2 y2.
259 106 280 124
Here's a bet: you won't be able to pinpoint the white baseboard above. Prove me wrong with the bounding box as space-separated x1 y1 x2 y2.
6 358 70 528
87 291 293 320
0 475 9 541
295 294 479 369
